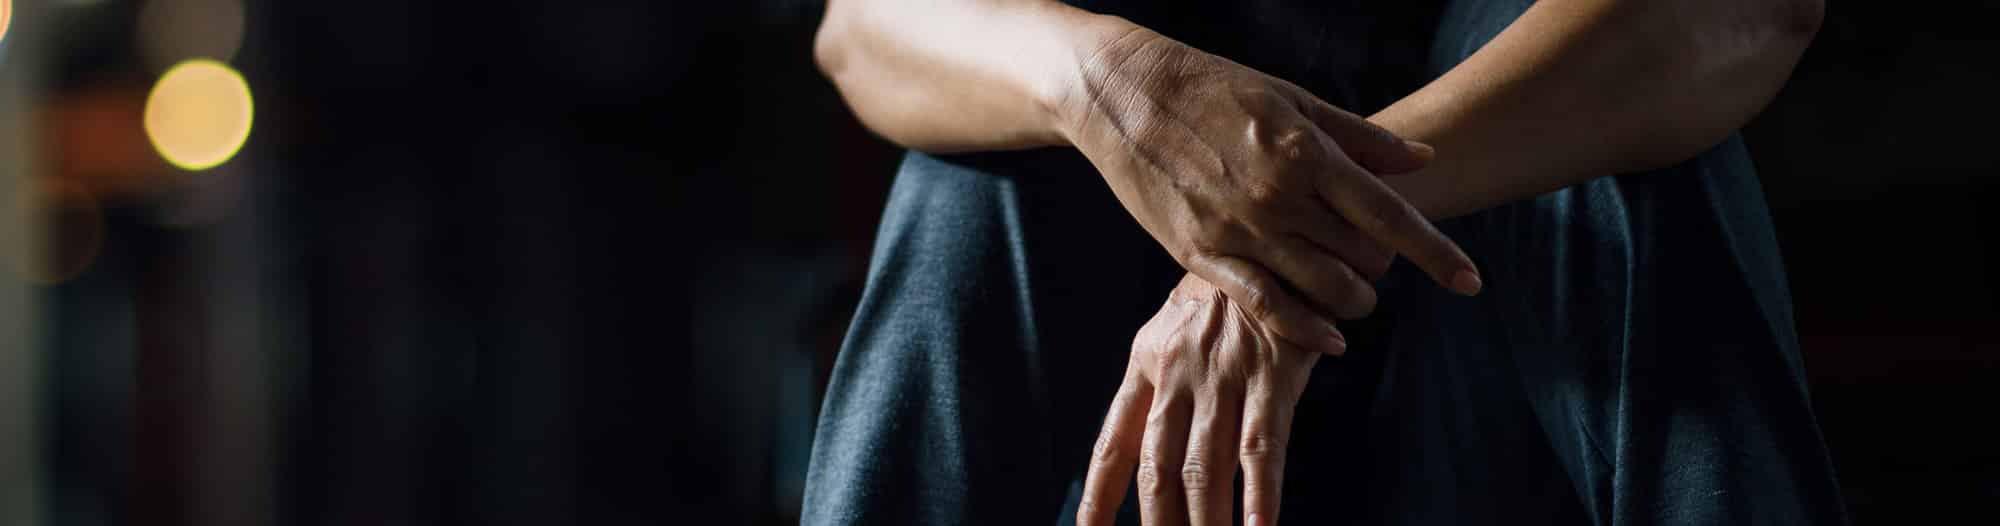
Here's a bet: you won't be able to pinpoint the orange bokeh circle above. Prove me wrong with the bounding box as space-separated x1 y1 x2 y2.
0 0 13 46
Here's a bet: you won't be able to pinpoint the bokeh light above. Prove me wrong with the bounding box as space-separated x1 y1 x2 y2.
144 59 254 171
1 0 12 46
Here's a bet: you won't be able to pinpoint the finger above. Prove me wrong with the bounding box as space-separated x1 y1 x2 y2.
1138 390 1194 526
1308 129 1484 296
1293 212 1395 281
1079 371 1156 526
1184 253 1347 355
1258 234 1377 322
1239 381 1298 526
1183 382 1245 526
1294 95 1434 175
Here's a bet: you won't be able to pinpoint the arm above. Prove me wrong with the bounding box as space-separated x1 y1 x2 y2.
1082 1 1825 525
816 0 1485 351
1377 0 1824 220
813 0 1123 153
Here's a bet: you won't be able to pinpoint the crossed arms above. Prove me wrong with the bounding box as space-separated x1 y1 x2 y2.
814 1 1822 524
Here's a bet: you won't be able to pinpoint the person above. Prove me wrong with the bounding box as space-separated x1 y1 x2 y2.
803 0 1845 524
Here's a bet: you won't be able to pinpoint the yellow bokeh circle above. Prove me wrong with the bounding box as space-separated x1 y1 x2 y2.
1 0 12 46
144 59 255 171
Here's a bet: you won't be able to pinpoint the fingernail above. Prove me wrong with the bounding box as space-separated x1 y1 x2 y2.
1403 139 1435 158
1451 269 1483 296
1327 325 1348 355
1249 512 1267 526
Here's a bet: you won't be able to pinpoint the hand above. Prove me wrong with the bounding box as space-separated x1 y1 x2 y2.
1059 27 1480 351
1076 274 1320 526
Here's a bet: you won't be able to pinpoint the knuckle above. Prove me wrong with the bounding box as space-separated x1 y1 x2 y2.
1130 334 1155 359
1269 125 1315 162
1180 460 1213 491
1090 434 1123 466
1357 193 1408 233
1134 324 1185 373
1332 280 1378 320
1247 342 1283 371
1136 450 1169 497
1242 179 1285 208
1240 431 1284 461
1212 336 1252 369
1131 329 1164 358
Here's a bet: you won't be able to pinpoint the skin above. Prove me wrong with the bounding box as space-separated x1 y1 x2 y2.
816 0 1483 352
1083 274 1320 526
816 0 1824 524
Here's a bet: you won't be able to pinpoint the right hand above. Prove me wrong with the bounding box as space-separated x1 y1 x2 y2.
1056 26 1483 352
1077 274 1321 526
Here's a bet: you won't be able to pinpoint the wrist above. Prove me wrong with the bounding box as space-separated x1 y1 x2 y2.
1035 10 1146 148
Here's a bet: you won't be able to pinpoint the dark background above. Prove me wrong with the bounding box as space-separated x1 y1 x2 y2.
6 1 1996 524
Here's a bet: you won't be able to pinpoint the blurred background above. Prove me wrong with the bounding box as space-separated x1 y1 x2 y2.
0 1 1993 525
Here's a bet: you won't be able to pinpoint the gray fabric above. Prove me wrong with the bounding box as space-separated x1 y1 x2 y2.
804 1 1846 524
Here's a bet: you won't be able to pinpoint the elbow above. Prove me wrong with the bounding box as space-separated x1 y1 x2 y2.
1668 0 1824 64
1773 0 1826 42
813 2 854 83
1730 0 1824 55
1619 0 1823 170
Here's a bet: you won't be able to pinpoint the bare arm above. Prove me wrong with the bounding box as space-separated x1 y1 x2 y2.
813 0 1123 153
816 0 1486 351
1084 1 1826 525
1377 0 1824 219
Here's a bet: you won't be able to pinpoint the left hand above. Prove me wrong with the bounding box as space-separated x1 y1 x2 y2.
1076 274 1322 526
1061 26 1476 351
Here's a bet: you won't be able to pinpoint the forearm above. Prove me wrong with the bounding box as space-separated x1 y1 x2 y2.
1373 0 1823 220
814 0 1135 153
